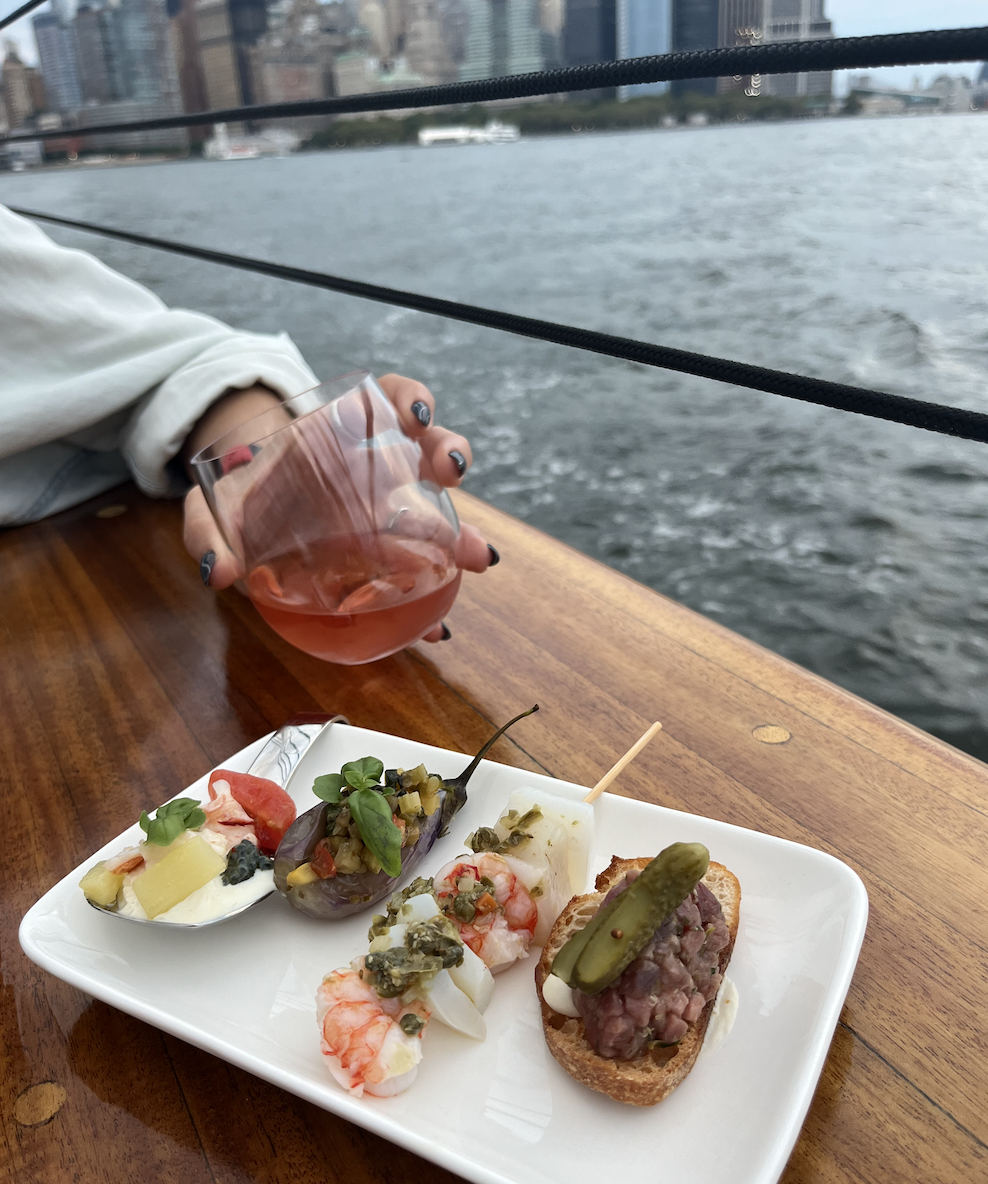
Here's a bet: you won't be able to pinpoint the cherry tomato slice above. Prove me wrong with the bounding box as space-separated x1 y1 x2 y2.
209 768 296 855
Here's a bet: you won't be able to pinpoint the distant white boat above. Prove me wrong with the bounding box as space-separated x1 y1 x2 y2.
204 123 299 161
418 120 520 147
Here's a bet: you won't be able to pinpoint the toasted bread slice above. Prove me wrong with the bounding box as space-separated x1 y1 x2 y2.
535 855 741 1106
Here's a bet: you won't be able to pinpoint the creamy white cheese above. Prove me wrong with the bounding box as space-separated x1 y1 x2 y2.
116 868 274 924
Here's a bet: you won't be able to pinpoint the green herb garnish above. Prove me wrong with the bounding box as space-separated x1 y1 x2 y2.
312 756 385 803
348 785 403 878
312 774 345 803
341 757 385 790
139 797 206 846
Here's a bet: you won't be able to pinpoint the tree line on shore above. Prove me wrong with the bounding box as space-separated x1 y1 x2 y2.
305 91 832 151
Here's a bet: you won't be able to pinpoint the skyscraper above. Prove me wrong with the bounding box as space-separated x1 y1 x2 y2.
73 6 113 103
562 0 616 67
195 0 267 109
537 0 563 67
761 0 832 98
1 42 37 127
560 0 615 98
617 0 671 98
257 0 349 109
670 0 718 96
406 0 457 83
717 0 763 95
33 10 83 111
459 0 542 82
168 0 209 115
358 0 391 57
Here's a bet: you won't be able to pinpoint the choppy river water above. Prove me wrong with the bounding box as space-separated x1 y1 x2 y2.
4 114 988 757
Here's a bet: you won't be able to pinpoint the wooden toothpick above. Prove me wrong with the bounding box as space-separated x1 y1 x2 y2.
583 721 663 804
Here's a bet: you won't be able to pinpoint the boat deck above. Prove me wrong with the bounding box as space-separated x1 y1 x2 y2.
2 486 986 1182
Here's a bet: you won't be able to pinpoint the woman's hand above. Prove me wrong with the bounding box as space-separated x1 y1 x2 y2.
181 375 497 643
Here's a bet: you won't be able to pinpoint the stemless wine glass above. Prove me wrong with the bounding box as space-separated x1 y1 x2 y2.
191 372 462 665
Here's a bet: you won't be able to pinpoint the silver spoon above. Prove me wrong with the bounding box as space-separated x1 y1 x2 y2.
87 713 348 928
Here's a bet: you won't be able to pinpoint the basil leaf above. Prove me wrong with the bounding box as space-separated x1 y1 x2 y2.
139 797 206 846
348 787 402 878
313 773 345 803
342 757 385 791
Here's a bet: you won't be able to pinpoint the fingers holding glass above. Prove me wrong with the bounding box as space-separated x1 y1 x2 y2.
183 486 241 590
377 373 435 438
420 427 473 487
376 374 471 484
454 523 495 573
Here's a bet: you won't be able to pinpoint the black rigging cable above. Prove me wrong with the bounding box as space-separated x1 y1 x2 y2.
11 205 988 447
2 26 988 144
0 0 46 33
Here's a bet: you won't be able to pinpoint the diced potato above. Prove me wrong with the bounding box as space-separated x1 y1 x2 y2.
79 862 125 908
335 838 365 875
132 833 226 919
398 791 422 818
286 862 320 888
406 764 428 788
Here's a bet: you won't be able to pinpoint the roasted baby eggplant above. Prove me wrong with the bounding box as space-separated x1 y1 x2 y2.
273 706 539 919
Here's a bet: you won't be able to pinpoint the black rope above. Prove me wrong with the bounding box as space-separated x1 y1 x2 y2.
3 26 988 144
0 0 46 32
12 205 988 446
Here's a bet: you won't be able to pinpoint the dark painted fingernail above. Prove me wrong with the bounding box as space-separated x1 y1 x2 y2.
411 400 431 427
449 450 467 478
200 550 216 586
487 544 500 567
440 622 452 641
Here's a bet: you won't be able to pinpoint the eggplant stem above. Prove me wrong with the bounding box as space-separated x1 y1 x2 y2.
439 704 539 833
452 704 540 789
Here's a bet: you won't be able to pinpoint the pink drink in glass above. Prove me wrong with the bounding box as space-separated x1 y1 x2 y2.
193 373 461 665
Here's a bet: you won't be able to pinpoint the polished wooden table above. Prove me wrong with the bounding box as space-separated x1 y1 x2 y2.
3 485 986 1183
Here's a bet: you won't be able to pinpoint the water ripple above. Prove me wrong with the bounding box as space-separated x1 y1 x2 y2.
5 115 988 757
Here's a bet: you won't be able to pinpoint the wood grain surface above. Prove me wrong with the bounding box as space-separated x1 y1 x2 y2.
2 485 986 1184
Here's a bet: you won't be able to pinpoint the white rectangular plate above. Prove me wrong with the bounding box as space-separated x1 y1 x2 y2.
20 722 867 1184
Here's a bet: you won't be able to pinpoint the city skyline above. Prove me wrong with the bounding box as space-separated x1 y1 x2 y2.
1 0 983 126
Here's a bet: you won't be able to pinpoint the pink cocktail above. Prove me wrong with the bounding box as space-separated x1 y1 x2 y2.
192 373 461 664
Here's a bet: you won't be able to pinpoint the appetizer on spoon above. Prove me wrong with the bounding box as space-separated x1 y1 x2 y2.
79 715 344 927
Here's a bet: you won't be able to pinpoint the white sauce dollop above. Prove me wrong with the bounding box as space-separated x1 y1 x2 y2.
116 868 274 924
703 976 739 1053
541 973 581 1017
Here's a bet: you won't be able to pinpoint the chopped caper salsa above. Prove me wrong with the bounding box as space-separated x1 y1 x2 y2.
442 874 497 925
363 916 465 998
367 877 438 940
466 806 542 855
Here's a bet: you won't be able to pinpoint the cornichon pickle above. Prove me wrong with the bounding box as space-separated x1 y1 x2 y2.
552 842 710 996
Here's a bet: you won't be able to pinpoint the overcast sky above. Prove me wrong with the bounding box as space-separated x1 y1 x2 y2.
827 0 987 91
3 0 987 88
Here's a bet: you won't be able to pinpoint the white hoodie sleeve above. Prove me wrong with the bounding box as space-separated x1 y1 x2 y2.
0 204 318 522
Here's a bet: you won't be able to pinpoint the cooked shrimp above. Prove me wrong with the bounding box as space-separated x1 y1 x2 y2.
104 846 145 875
201 778 257 853
316 967 430 1098
433 853 538 974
